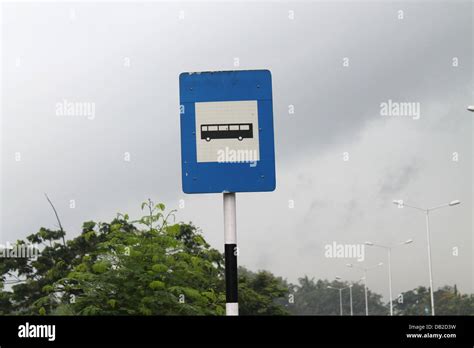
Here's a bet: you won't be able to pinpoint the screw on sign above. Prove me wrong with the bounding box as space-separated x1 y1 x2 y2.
179 70 276 315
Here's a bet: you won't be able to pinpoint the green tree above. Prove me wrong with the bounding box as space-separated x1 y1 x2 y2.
238 267 290 315
0 199 289 316
394 285 474 315
288 277 388 315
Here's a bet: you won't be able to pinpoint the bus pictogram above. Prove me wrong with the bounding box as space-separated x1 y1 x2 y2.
201 123 253 142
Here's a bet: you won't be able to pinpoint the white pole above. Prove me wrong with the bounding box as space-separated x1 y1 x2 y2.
364 270 368 316
425 211 435 316
388 248 393 316
339 289 343 316
349 286 353 316
223 192 238 316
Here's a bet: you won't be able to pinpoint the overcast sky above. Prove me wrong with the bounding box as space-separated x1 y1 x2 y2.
1 1 473 303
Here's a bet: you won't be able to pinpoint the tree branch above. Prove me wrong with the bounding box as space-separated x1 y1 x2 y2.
44 193 66 246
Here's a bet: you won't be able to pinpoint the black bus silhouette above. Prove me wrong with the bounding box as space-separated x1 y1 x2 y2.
201 123 253 142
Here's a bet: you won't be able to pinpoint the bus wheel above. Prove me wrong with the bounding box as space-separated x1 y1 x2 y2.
238 136 243 141
206 137 211 142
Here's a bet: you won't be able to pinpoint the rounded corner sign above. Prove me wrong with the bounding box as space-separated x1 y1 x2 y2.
179 70 276 194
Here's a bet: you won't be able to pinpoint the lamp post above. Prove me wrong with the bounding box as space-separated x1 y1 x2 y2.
327 285 348 316
346 262 383 316
335 276 362 316
392 200 460 315
335 276 352 315
365 239 413 316
348 284 353 316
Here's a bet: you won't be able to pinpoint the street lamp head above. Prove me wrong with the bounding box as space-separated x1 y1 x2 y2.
467 106 474 112
335 276 342 280
404 239 413 245
327 286 333 289
392 200 400 205
365 241 374 246
378 262 384 266
449 200 461 206
346 263 353 268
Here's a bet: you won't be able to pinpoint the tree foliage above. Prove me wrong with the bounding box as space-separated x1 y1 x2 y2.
394 285 474 315
0 200 288 316
287 276 387 316
238 267 289 315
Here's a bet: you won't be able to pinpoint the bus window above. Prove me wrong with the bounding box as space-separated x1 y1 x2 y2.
240 124 250 130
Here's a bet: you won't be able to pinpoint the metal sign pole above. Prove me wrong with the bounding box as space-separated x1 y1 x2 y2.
223 192 238 316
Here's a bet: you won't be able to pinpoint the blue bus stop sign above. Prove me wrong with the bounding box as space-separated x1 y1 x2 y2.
179 70 276 193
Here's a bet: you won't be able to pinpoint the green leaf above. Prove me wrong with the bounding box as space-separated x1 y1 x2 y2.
92 261 109 274
149 280 165 290
42 285 54 293
151 264 168 273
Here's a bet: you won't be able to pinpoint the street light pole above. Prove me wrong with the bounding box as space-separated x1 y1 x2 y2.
392 200 460 316
363 271 368 316
328 284 349 316
339 288 343 316
365 239 413 316
387 248 392 315
425 211 435 316
346 262 383 316
349 285 353 316
336 276 356 316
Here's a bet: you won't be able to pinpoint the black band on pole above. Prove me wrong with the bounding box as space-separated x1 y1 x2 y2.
224 243 238 303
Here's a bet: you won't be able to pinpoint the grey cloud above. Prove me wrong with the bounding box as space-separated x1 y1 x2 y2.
379 163 420 199
1 1 472 300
